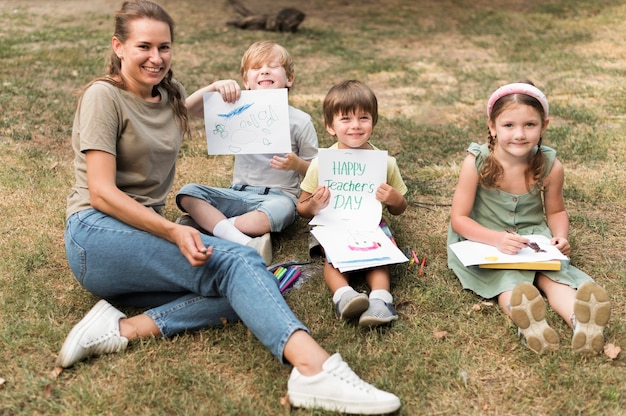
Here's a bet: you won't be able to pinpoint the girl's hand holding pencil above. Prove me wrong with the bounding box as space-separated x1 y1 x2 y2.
498 229 531 255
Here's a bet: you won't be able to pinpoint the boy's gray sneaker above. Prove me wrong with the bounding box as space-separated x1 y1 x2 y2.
56 300 128 368
335 290 369 320
358 299 399 327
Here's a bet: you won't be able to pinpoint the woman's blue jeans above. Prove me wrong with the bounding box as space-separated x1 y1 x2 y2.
64 208 308 362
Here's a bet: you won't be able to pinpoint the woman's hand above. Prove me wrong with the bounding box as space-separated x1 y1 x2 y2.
173 223 213 266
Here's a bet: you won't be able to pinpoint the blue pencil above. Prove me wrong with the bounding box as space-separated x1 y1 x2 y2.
279 267 297 287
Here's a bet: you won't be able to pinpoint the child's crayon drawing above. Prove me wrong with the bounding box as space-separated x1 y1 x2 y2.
203 89 291 155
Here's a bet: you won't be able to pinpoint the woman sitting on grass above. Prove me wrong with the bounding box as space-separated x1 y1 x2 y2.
55 1 401 414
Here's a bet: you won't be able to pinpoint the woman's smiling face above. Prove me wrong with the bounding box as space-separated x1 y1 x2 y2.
113 17 172 99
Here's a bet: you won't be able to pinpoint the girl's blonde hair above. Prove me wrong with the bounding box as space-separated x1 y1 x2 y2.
481 81 548 191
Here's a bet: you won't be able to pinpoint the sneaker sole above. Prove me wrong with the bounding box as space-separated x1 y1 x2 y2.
572 281 610 354
339 296 369 320
56 300 119 368
509 282 559 354
359 314 398 327
288 393 401 415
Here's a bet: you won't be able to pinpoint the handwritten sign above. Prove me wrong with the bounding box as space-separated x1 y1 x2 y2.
310 148 387 230
203 89 291 155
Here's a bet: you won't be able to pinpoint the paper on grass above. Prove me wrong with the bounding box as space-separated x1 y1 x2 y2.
311 225 408 273
203 89 291 155
309 148 387 230
449 234 568 267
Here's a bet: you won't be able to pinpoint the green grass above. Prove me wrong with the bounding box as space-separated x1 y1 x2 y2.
1 0 626 414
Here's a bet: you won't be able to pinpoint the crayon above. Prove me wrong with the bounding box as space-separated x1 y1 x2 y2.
419 256 426 277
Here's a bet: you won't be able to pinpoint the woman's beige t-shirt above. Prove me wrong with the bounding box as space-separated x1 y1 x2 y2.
66 81 184 219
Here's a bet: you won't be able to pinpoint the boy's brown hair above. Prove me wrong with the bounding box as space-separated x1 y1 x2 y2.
323 80 378 128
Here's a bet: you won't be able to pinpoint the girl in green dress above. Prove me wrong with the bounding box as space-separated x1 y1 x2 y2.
447 82 610 354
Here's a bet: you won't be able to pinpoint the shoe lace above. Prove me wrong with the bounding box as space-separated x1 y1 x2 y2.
330 360 375 392
84 331 125 354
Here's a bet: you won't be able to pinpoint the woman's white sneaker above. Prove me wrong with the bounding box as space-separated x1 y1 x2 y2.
287 353 401 414
56 300 128 368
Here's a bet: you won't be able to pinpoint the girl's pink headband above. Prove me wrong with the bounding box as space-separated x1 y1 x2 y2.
487 83 549 118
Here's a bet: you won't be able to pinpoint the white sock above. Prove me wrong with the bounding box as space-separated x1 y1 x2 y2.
213 219 252 245
369 289 393 304
228 216 237 225
333 286 356 304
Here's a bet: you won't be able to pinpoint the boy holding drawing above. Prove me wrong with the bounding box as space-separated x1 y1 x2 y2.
447 81 611 354
297 80 408 327
176 41 318 265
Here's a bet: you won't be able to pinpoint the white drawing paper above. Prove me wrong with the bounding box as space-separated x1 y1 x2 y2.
203 89 291 155
449 234 568 267
311 225 409 272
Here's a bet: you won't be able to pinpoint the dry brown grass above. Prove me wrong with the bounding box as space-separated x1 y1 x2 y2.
1 0 626 415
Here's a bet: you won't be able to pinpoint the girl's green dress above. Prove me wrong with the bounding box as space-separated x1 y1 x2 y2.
447 142 592 299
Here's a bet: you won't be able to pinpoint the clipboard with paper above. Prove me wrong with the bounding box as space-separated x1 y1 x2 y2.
449 234 567 270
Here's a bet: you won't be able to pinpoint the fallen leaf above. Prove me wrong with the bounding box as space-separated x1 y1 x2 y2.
471 304 481 311
434 330 448 339
279 392 291 409
50 366 63 378
481 301 494 307
604 343 621 360
459 370 468 386
0 377 5 389
44 382 54 399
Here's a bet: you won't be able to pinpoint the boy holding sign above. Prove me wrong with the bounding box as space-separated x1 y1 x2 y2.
176 41 318 265
297 80 408 327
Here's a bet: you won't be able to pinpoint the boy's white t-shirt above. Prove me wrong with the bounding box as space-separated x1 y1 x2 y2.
231 106 318 201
